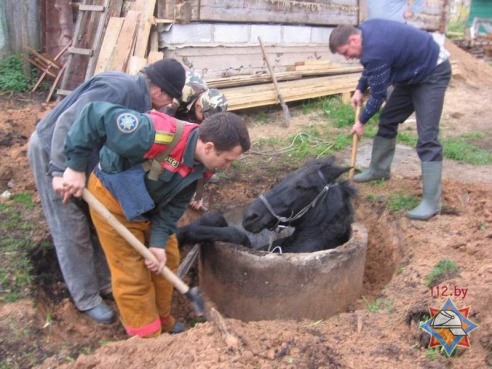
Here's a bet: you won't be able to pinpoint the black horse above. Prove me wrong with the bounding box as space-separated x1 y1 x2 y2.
176 212 251 248
242 156 356 253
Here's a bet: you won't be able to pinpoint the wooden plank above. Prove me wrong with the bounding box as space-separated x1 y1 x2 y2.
287 65 363 74
222 73 361 111
147 50 163 64
294 60 335 66
205 72 303 89
68 47 94 56
109 10 141 72
134 0 157 58
79 5 105 12
108 0 124 17
199 0 358 26
94 17 125 74
149 29 159 52
127 56 148 75
85 0 112 79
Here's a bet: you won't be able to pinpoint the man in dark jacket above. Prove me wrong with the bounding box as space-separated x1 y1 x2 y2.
329 20 451 220
60 105 250 338
27 59 186 324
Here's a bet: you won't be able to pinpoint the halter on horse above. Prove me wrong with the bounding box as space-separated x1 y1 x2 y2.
242 156 356 253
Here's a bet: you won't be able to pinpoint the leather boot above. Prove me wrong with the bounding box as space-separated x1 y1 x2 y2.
354 136 396 182
407 161 442 220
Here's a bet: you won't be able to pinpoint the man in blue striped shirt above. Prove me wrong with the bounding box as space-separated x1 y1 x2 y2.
329 19 451 220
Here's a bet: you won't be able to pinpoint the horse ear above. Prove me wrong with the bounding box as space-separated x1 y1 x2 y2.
321 163 351 181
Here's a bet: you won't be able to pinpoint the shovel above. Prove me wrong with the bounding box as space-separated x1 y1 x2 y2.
258 36 290 126
349 104 361 181
82 188 205 317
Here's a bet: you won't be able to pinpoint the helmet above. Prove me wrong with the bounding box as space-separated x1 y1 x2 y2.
199 89 228 118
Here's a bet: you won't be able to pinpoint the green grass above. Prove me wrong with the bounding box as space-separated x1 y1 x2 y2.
0 55 33 92
425 259 459 287
12 193 36 210
0 196 38 302
300 96 491 165
388 191 420 212
363 296 394 313
394 130 492 166
443 138 492 165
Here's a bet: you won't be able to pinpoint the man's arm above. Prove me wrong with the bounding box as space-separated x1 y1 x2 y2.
359 61 392 124
64 102 155 172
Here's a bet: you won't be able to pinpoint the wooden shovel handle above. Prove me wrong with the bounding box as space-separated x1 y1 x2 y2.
82 188 190 294
349 104 361 181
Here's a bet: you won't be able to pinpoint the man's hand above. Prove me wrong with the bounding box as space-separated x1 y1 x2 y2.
350 90 364 110
146 247 167 274
52 176 65 195
189 197 205 211
351 121 365 138
60 168 86 204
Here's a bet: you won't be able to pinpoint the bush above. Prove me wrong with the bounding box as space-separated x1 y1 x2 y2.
0 55 32 92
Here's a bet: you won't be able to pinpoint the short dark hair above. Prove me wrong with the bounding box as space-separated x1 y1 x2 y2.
199 112 250 153
329 25 360 53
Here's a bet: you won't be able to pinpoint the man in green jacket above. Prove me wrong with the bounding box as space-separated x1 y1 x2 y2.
60 102 250 338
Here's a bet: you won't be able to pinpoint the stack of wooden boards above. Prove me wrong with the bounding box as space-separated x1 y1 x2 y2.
94 0 163 75
206 60 363 111
69 0 364 111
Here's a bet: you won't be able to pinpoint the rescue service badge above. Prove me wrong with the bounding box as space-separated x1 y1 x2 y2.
165 157 179 168
116 113 139 133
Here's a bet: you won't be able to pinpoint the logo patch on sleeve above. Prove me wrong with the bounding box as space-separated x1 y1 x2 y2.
116 113 139 133
166 157 179 168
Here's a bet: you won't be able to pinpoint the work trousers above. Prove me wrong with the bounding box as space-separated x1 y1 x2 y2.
87 172 180 338
377 59 452 162
27 131 111 311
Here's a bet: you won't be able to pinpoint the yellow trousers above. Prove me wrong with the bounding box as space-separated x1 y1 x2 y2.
88 173 180 337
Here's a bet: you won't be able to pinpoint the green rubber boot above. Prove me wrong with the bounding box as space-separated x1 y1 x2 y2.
354 136 396 182
407 161 442 221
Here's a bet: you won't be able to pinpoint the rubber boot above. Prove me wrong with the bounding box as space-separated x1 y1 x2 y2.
354 136 396 182
407 161 442 221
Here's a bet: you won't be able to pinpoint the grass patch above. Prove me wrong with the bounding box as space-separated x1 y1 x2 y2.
0 55 33 92
0 198 38 302
397 131 418 147
425 259 459 287
388 191 420 212
394 130 492 165
363 296 394 313
442 138 492 165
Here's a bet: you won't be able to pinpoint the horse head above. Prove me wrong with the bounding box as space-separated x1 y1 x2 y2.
242 156 351 234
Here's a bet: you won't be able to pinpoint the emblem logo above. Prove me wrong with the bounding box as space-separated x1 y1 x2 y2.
420 298 478 356
116 113 139 133
166 157 179 168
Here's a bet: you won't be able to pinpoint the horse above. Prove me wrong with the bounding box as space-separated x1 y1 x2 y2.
176 212 251 248
242 156 356 253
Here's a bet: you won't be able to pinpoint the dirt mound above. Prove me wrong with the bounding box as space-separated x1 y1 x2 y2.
446 37 492 86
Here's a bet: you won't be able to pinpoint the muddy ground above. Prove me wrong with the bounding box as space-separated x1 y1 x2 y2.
0 39 491 369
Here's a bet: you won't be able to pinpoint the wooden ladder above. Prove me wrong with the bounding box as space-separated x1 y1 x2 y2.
57 0 110 97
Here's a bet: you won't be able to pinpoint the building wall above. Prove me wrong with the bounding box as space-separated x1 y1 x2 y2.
159 23 350 79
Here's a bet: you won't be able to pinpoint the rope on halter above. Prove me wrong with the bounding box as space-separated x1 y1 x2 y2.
260 169 338 253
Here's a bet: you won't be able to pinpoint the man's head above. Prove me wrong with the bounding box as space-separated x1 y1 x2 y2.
144 59 186 109
329 25 362 60
194 89 229 122
195 112 250 170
